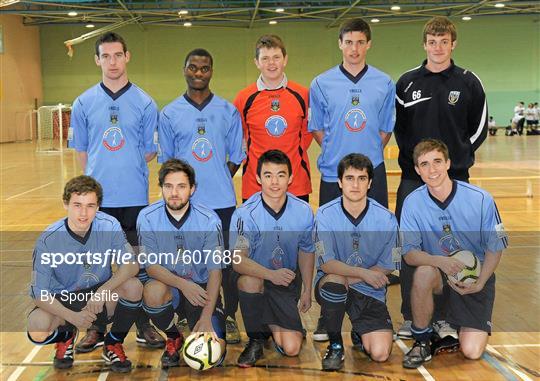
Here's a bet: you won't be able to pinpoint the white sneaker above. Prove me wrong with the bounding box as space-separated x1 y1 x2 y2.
397 320 413 340
432 320 458 339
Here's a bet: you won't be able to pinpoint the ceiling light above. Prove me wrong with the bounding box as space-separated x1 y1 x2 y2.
276 7 284 12
85 24 95 28
0 0 20 7
269 20 277 25
371 18 380 23
183 21 192 27
390 5 400 11
494 3 505 7
462 16 471 21
178 9 188 15
68 11 78 17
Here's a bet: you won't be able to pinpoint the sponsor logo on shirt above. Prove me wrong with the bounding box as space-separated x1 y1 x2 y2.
448 91 460 105
191 137 213 162
344 109 367 132
264 115 288 137
102 127 125 151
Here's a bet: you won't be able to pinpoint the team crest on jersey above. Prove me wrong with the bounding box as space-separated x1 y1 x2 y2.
439 224 461 254
197 125 206 135
351 96 360 106
344 109 367 132
102 127 125 151
271 99 280 112
191 137 213 162
448 91 460 105
264 115 288 137
110 114 118 125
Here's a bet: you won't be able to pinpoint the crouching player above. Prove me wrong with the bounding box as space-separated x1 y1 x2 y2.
138 159 226 368
401 139 507 368
27 176 143 373
314 154 399 371
230 150 315 367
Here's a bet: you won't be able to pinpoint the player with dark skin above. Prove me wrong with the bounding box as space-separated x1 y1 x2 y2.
183 55 240 177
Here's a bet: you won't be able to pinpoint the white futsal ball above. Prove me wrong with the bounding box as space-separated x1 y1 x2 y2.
182 333 222 371
448 250 481 284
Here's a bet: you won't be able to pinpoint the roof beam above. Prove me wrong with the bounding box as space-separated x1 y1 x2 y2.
248 0 260 28
328 0 361 28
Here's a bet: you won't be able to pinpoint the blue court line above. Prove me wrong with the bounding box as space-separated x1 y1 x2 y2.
482 351 519 381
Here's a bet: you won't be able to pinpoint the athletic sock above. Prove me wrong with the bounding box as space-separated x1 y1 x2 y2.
104 298 141 345
143 301 179 339
238 290 269 340
319 282 348 345
411 324 433 342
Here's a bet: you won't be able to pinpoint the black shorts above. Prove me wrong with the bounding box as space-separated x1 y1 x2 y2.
100 205 146 246
444 273 496 334
29 282 111 323
260 280 303 333
171 282 226 340
315 279 392 335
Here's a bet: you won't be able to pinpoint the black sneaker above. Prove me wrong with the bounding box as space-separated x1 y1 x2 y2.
322 342 345 371
161 337 183 368
351 331 363 351
313 316 329 342
102 342 132 373
237 339 264 368
431 335 460 356
403 340 432 369
54 330 77 369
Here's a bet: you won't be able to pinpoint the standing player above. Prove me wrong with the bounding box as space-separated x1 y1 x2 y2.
69 32 164 351
309 17 395 342
400 139 507 368
234 35 312 202
309 18 395 208
158 48 245 344
230 150 315 367
314 154 398 371
27 176 143 373
394 16 488 341
139 159 226 368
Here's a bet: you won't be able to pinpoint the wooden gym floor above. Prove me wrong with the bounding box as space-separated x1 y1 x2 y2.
0 136 538 380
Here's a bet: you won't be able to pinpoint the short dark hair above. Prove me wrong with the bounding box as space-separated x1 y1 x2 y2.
95 32 127 56
255 35 287 59
413 139 450 166
423 16 457 43
62 175 103 206
337 153 374 181
158 159 196 188
184 48 213 67
256 150 292 177
339 18 371 41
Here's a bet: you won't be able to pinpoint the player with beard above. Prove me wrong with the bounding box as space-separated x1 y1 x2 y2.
137 159 226 368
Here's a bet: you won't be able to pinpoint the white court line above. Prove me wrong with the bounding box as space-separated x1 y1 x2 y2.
486 345 533 381
97 371 109 381
491 344 540 348
6 346 41 381
5 182 54 201
395 339 435 381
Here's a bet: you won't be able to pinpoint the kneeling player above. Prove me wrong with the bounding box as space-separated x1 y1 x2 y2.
139 159 226 368
401 139 507 368
314 154 398 371
230 150 315 367
27 176 143 373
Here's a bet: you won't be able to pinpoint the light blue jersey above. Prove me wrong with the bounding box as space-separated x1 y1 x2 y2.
30 212 132 297
229 193 315 271
137 200 224 284
69 82 158 207
308 65 395 181
401 181 508 262
314 197 399 303
158 94 245 209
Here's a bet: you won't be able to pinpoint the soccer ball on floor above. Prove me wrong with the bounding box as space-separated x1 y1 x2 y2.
182 333 222 370
447 250 482 284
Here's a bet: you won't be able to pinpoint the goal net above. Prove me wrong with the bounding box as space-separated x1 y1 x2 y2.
36 104 72 153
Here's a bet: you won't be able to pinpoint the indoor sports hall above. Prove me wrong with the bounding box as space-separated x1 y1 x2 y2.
0 1 538 380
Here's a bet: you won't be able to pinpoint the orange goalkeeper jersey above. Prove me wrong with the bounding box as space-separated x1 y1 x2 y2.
234 80 313 200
